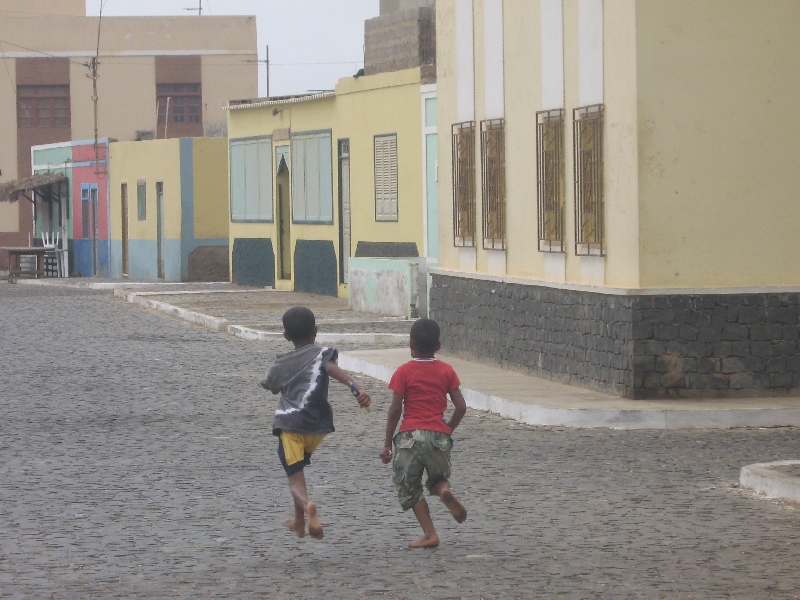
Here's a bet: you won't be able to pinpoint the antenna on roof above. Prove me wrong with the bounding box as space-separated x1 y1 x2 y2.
184 1 202 16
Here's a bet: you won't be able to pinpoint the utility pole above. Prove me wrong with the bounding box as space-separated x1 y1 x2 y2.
247 45 271 98
86 0 106 177
184 1 202 16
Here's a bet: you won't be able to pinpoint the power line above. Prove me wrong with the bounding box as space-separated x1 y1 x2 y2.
0 38 85 66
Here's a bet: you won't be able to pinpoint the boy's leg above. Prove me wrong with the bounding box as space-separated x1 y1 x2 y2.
279 432 326 539
285 469 307 538
430 481 467 523
409 497 439 548
426 432 467 524
393 435 438 548
286 469 323 539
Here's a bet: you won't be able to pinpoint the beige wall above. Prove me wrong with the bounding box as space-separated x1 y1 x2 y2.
0 55 17 231
503 1 542 278
602 0 639 288
0 0 84 17
70 58 158 144
435 0 459 273
636 0 800 287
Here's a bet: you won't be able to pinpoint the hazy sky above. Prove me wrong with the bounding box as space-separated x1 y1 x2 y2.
86 0 380 97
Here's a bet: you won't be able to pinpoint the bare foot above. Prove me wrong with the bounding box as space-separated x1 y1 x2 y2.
409 534 440 548
441 489 467 523
285 517 305 538
306 502 323 539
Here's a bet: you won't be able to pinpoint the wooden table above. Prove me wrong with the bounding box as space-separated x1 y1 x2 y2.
1 247 46 283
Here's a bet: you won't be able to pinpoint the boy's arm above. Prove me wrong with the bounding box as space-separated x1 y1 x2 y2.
380 391 404 463
446 387 467 432
324 360 371 408
259 368 282 395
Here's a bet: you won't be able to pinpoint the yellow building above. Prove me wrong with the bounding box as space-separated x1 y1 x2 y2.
226 67 434 297
108 138 230 281
0 0 257 265
433 0 800 399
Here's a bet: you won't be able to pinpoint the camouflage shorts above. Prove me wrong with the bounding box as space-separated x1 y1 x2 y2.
392 429 453 511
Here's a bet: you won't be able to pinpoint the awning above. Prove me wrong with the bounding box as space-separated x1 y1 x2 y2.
0 173 69 204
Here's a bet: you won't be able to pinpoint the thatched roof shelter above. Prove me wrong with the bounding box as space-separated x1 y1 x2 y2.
0 173 68 204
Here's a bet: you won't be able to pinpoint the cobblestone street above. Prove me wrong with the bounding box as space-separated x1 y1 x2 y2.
2 284 800 599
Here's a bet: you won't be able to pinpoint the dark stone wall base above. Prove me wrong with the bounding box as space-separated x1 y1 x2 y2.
232 238 275 288
294 240 338 297
430 274 800 399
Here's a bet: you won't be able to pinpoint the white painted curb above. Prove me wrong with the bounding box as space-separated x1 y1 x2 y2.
229 325 406 345
115 289 228 331
740 460 800 503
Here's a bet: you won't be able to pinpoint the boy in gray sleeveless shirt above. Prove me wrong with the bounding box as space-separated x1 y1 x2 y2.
261 306 371 539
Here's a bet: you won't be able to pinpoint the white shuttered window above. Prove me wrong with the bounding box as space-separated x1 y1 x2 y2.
374 134 398 221
230 137 273 221
291 131 333 223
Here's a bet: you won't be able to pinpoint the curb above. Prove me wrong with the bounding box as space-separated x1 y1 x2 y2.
116 289 408 344
114 289 228 331
229 325 407 345
338 353 800 430
740 460 800 503
19 279 226 290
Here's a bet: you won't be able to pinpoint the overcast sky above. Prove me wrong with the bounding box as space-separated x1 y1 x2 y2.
86 0 380 97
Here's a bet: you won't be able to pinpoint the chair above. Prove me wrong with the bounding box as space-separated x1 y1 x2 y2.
42 232 66 278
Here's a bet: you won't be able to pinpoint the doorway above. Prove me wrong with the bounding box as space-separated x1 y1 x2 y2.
156 182 164 280
337 139 351 284
121 183 129 277
276 146 291 280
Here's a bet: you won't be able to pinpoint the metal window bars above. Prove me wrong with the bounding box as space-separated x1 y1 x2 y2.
481 118 506 250
573 104 604 256
536 109 565 252
452 121 476 247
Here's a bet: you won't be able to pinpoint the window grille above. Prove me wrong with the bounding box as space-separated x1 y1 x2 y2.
451 121 476 247
573 104 604 256
157 83 202 124
17 85 70 128
374 134 398 222
536 109 565 252
481 119 506 250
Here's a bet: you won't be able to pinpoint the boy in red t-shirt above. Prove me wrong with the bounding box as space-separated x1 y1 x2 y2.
380 319 468 548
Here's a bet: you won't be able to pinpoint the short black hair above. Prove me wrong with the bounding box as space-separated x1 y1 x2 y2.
410 319 440 354
282 306 316 342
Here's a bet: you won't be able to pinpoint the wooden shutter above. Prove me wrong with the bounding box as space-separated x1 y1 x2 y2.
374 134 398 221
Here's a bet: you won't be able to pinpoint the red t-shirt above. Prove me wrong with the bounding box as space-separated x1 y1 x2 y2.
388 358 461 435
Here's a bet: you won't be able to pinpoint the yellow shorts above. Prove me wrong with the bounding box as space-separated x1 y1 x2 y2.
278 431 326 476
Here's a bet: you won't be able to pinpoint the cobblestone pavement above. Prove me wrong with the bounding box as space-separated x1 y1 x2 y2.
2 284 800 599
143 289 416 335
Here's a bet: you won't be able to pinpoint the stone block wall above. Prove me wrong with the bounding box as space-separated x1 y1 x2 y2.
430 273 800 399
364 7 435 76
631 293 800 398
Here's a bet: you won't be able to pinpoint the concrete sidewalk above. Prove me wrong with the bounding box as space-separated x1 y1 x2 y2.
339 348 800 430
18 278 800 429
